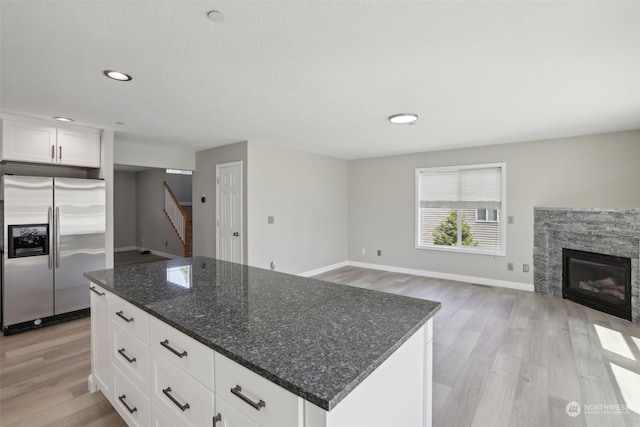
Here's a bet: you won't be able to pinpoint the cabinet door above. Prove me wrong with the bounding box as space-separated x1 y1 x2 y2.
1 119 56 164
90 283 113 396
56 127 101 167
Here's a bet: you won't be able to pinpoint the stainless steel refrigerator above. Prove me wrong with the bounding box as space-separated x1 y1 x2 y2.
1 175 105 334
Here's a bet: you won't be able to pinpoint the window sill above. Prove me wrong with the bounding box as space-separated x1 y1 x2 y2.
415 244 505 257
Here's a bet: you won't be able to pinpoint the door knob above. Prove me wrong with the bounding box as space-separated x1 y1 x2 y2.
233 232 239 237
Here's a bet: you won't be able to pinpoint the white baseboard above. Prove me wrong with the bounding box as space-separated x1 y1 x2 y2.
114 246 137 252
347 261 534 292
300 259 533 292
298 261 350 278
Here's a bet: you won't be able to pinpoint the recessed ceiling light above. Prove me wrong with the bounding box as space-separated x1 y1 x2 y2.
388 113 418 124
206 10 225 22
103 70 133 81
53 116 74 123
115 121 126 125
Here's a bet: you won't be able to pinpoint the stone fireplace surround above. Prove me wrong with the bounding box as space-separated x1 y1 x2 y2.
533 208 640 327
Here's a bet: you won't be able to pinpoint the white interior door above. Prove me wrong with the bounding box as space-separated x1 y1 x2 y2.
216 162 243 264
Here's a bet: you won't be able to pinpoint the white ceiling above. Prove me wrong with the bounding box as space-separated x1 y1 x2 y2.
1 1 639 160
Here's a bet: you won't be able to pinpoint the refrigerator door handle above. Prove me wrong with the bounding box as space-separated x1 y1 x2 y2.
55 206 61 269
48 207 54 269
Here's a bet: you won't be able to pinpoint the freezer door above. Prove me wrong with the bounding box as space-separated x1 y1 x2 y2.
54 178 106 315
2 176 54 326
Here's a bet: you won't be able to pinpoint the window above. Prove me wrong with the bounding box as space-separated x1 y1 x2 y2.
166 168 193 175
415 163 506 255
476 208 498 222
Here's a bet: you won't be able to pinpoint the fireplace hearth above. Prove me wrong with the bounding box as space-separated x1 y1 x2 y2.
562 248 631 321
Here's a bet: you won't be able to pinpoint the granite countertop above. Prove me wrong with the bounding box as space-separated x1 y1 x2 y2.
85 257 440 411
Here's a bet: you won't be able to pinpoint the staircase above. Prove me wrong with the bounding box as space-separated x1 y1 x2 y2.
163 180 192 257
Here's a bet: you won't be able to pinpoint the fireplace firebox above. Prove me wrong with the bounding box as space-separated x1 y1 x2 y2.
562 248 631 321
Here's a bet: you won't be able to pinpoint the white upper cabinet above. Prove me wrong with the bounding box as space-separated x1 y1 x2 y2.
1 118 101 168
1 119 56 164
56 127 101 167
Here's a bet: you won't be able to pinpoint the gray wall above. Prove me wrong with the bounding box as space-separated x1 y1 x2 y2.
136 169 184 257
166 173 192 205
247 143 348 274
348 130 640 285
192 141 248 260
114 171 137 249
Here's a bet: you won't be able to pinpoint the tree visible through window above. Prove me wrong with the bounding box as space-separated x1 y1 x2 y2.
416 163 506 255
432 209 478 246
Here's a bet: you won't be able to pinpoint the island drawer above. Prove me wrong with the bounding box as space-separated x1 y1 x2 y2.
151 348 215 427
111 294 150 343
215 395 260 427
215 352 301 427
113 321 150 393
114 370 151 427
149 316 214 390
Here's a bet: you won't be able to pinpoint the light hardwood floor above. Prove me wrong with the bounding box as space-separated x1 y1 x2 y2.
1 266 639 426
315 267 640 427
0 317 126 426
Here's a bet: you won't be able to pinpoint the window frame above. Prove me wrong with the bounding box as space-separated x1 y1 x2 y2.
414 162 506 256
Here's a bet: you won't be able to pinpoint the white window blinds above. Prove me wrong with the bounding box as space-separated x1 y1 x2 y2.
418 165 502 209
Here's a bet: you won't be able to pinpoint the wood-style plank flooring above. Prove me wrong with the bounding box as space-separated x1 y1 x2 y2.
1 266 639 426
315 267 640 427
0 317 126 426
114 250 169 267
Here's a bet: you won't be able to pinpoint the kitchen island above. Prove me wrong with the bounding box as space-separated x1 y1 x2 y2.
85 257 440 427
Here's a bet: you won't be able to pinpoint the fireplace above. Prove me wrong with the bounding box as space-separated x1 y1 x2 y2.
534 208 640 326
563 249 631 321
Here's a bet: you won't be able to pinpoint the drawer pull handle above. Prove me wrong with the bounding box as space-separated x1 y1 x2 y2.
117 348 137 364
89 286 105 296
213 413 222 425
231 385 266 411
160 339 188 358
118 394 138 414
116 311 134 323
162 387 190 412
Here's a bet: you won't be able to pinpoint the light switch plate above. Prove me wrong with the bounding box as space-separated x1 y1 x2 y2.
268 216 274 224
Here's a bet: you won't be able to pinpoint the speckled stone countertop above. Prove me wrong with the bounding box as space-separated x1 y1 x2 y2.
85 257 440 411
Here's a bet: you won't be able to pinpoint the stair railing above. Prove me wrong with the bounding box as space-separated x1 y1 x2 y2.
163 180 191 257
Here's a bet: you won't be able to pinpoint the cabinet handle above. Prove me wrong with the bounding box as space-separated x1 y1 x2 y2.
160 339 188 358
230 385 266 411
90 286 105 296
162 387 190 412
213 413 222 425
118 348 137 364
59 146 62 160
116 310 134 323
118 394 138 414
51 145 55 159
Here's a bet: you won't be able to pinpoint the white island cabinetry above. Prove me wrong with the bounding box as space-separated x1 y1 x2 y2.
89 281 434 427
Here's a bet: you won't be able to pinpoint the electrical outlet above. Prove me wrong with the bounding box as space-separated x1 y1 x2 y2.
523 264 530 273
268 216 275 224
361 248 365 255
508 216 514 224
507 262 514 271
270 261 275 271
377 249 382 256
